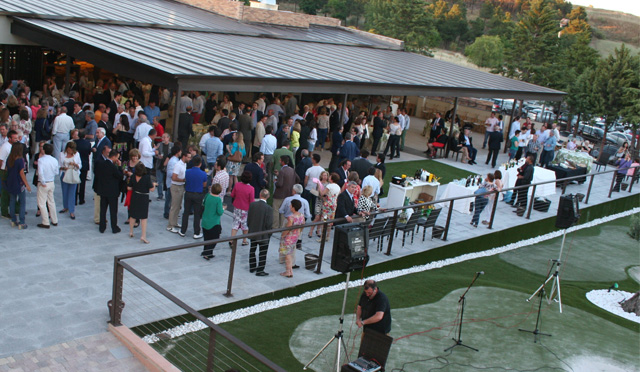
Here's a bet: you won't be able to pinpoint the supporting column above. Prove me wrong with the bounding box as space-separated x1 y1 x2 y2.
64 54 72 95
173 86 182 143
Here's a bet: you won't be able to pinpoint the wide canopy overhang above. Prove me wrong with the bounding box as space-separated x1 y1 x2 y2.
5 1 565 100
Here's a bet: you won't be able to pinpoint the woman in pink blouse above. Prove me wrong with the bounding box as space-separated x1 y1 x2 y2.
229 170 254 246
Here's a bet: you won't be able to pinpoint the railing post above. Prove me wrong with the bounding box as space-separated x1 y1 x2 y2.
628 167 637 193
584 174 595 204
206 328 217 372
224 239 238 297
608 171 617 198
315 222 329 274
109 258 124 326
385 210 398 256
443 200 454 241
525 184 537 219
561 180 568 195
488 191 499 229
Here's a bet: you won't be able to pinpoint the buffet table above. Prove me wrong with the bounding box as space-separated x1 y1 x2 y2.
439 183 479 214
554 149 594 172
502 166 556 197
546 165 588 185
387 180 440 209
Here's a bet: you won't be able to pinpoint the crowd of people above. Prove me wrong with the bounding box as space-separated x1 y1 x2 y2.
0 78 394 278
2 76 636 277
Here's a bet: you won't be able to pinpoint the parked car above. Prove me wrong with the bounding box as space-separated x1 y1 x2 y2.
606 131 632 147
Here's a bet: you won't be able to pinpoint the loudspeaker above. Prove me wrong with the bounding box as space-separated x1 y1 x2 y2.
331 223 369 273
556 194 580 229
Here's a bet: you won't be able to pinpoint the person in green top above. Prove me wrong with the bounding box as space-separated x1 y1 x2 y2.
509 130 520 161
201 183 225 260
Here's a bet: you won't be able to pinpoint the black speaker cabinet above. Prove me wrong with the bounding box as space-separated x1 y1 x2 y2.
556 194 580 229
331 223 369 273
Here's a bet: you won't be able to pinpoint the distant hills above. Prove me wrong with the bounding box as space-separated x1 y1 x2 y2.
584 7 640 56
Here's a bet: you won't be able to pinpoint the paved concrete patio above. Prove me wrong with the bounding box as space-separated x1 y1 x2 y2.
0 116 637 370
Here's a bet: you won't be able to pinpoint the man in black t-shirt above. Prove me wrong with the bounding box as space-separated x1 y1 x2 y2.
356 280 391 335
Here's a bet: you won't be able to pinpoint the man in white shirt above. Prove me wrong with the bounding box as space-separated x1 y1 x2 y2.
509 116 521 139
483 112 500 149
191 91 205 123
36 143 60 228
260 125 277 182
167 151 191 232
179 92 193 114
303 153 324 215
52 107 75 156
133 117 153 143
0 123 8 147
265 109 278 130
124 106 138 133
139 129 157 174
163 146 182 219
361 167 381 199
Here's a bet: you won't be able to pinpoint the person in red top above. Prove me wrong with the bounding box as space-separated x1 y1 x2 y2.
152 116 164 144
230 170 254 246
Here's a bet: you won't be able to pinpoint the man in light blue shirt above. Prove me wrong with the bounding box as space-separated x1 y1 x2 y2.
144 101 160 124
540 130 557 168
205 127 223 168
279 184 311 221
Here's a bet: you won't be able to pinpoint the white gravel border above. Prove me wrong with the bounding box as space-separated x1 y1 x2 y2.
143 207 640 343
586 290 640 324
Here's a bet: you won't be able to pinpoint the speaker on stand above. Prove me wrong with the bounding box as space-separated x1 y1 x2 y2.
555 194 580 229
331 223 370 274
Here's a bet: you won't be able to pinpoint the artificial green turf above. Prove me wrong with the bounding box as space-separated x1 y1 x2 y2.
382 159 476 187
154 215 640 371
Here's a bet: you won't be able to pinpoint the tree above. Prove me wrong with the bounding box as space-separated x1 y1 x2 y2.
465 35 505 68
565 68 596 134
479 1 495 19
365 0 441 53
429 0 469 48
501 0 560 86
590 45 640 153
299 0 328 15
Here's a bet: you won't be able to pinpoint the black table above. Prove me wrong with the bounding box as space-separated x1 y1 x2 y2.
547 165 588 185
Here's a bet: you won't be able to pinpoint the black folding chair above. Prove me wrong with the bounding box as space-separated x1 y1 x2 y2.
417 208 442 242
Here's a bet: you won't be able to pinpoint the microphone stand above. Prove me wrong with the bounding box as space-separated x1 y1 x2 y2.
519 260 554 342
445 272 481 352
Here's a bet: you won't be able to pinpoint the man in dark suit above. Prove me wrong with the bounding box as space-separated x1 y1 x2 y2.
337 159 351 188
329 126 344 173
108 91 123 126
64 91 78 115
335 181 359 225
178 107 194 150
428 112 444 145
245 152 267 198
272 155 299 229
74 131 92 205
340 132 360 161
97 149 123 233
247 189 273 276
350 149 373 181
371 111 386 156
217 109 231 132
295 149 312 183
92 128 111 169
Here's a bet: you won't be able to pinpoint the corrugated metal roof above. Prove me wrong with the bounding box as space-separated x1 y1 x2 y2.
11 17 564 100
0 0 400 49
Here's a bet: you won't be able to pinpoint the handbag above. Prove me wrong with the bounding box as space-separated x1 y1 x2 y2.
62 168 81 184
227 149 242 162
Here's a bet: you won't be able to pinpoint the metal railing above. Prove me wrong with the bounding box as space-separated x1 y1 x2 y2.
109 164 638 371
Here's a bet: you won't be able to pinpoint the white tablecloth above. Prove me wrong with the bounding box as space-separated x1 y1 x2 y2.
440 183 479 214
502 166 556 197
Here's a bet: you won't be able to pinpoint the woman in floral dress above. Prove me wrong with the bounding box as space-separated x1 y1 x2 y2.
307 170 328 238
319 172 341 242
279 199 305 278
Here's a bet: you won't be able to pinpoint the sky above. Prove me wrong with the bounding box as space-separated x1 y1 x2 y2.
569 0 640 17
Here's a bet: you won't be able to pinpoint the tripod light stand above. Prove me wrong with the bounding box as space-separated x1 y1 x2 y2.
304 272 352 372
444 271 482 353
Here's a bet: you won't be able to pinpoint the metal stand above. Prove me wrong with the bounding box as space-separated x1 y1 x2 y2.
527 229 567 313
444 272 481 352
519 277 553 342
304 272 352 371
